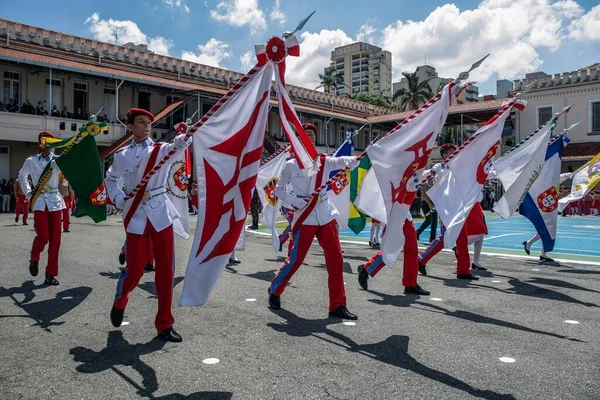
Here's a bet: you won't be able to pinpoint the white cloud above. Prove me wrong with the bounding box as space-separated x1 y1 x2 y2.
285 29 353 90
181 38 232 68
270 0 286 25
379 1 585 84
84 12 173 55
210 0 267 35
356 23 376 43
569 4 600 40
163 0 190 12
240 50 255 72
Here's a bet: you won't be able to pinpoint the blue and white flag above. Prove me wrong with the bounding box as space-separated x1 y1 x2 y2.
328 129 353 229
519 135 569 252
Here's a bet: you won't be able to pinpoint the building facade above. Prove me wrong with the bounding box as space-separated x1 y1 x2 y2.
392 65 452 97
496 79 513 99
325 42 392 97
514 64 600 170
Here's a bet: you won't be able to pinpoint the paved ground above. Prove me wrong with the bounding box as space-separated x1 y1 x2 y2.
1 213 600 399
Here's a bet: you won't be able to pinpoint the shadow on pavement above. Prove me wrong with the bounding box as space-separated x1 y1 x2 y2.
0 282 92 332
525 277 600 293
267 309 515 399
138 277 185 298
413 301 584 343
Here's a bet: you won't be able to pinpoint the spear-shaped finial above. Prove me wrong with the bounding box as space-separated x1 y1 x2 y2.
455 53 489 83
283 10 316 38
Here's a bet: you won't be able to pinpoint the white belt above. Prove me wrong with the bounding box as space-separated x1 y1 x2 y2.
298 194 327 203
142 187 166 200
41 188 58 194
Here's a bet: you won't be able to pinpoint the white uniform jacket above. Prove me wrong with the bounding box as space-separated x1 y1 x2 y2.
18 153 66 212
274 156 358 226
105 138 184 235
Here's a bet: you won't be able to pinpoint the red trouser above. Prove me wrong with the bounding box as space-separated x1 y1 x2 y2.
114 223 175 331
31 207 62 276
270 220 346 311
418 222 471 275
364 219 419 286
62 196 72 231
15 194 29 224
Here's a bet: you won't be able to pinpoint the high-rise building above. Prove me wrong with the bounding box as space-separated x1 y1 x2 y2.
496 79 514 99
457 84 479 103
392 65 451 97
324 42 392 97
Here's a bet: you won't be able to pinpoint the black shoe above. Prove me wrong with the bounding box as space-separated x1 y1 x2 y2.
471 263 487 271
279 243 283 252
118 252 126 266
357 264 369 290
268 288 281 310
247 224 258 230
15 215 18 223
44 275 59 285
328 306 358 320
23 222 28 225
457 273 480 280
229 258 241 264
404 284 430 295
540 255 555 263
29 261 39 277
452 246 458 259
418 260 427 276
523 241 530 255
144 264 155 272
63 229 70 233
110 305 124 327
157 328 183 343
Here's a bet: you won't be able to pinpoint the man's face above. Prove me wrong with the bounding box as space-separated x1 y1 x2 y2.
305 128 316 145
441 148 455 160
129 115 152 142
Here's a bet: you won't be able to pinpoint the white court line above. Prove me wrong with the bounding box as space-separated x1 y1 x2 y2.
246 230 600 266
484 233 522 241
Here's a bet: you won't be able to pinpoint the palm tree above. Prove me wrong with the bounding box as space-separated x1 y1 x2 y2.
315 67 345 94
392 72 434 111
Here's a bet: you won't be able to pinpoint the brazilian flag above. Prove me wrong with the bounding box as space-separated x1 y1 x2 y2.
348 155 371 234
41 122 108 223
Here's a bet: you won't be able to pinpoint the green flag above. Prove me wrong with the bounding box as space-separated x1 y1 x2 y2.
348 156 371 234
43 123 108 223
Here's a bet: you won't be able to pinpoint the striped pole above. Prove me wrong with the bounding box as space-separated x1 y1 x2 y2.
124 63 264 200
260 145 290 167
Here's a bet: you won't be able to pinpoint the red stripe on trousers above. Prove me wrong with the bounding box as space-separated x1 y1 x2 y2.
419 223 471 274
115 223 175 331
31 207 62 276
271 220 346 311
62 195 72 231
363 219 419 286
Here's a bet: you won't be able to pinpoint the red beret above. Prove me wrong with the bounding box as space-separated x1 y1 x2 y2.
302 123 317 133
38 131 55 141
126 108 154 122
440 143 457 152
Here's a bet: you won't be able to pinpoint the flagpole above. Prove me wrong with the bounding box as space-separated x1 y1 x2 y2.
290 55 490 212
260 145 290 167
559 148 600 185
123 63 266 200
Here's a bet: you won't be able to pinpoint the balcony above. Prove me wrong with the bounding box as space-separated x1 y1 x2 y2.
0 111 129 145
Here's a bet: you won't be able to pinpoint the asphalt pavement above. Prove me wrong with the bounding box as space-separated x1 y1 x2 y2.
1 213 599 399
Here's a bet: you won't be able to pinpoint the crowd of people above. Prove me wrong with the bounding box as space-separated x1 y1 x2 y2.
0 99 114 122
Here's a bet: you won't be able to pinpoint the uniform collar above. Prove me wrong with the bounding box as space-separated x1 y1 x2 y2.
129 138 153 149
38 153 52 162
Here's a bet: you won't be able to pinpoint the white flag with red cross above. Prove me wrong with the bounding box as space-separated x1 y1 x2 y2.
180 62 274 306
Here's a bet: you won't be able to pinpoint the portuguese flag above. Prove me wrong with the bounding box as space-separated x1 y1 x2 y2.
42 122 108 223
348 155 371 234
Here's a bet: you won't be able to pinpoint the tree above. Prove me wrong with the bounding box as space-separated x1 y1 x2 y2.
392 72 434 111
315 67 345 94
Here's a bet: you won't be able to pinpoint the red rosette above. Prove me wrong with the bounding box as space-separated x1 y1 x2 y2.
265 37 286 63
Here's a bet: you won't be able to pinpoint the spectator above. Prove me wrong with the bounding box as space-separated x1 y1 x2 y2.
35 101 47 115
7 99 19 113
103 114 111 123
74 108 84 120
0 179 10 212
51 105 61 117
0 100 4 111
61 106 71 119
488 189 496 210
21 99 34 114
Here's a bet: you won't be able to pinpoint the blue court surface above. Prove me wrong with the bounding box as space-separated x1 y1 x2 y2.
335 214 600 265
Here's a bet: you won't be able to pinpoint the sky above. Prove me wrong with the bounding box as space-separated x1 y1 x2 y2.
1 0 599 95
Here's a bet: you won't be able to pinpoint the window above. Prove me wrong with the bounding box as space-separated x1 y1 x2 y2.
352 81 360 87
352 67 360 73
352 87 360 93
336 64 344 70
536 106 553 128
361 79 368 85
3 71 20 105
361 86 369 92
336 57 344 63
352 61 360 67
45 78 62 87
591 101 600 133
352 73 360 80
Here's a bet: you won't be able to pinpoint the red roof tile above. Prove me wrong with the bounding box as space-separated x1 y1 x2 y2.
562 141 600 161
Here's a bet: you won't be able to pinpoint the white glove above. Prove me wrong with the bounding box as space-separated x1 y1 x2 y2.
173 134 190 150
291 197 307 209
115 193 125 209
26 191 32 200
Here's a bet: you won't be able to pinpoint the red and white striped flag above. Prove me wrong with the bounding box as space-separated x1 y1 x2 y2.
180 62 274 306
